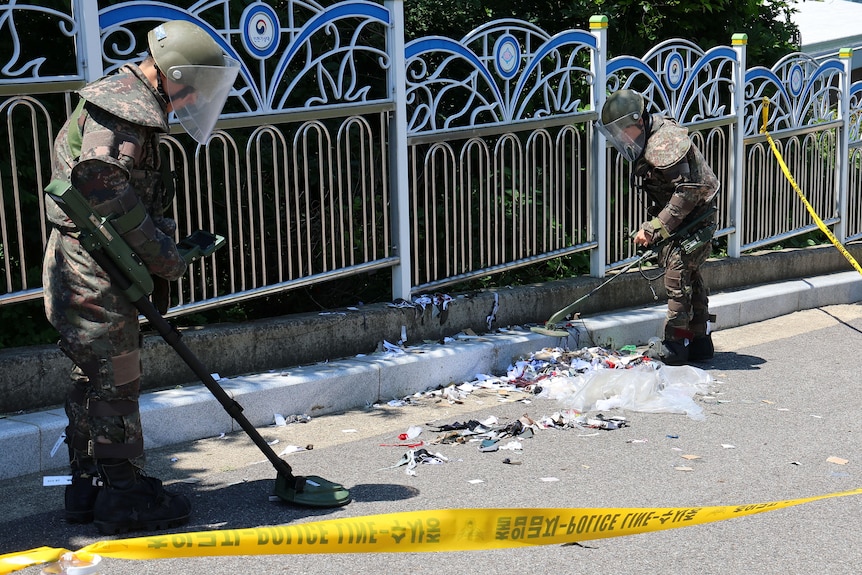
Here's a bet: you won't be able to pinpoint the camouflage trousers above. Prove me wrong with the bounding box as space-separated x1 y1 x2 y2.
658 238 711 342
42 228 145 467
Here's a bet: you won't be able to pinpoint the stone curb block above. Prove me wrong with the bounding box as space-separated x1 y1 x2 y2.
2 271 860 481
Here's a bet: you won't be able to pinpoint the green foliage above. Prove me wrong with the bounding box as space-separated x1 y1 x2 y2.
405 0 800 66
0 301 57 349
761 229 828 251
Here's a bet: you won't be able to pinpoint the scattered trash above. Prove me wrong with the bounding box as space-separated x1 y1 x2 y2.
381 340 405 354
827 456 849 465
381 449 449 476
681 454 701 460
502 458 522 465
721 444 736 449
274 413 312 426
40 551 102 575
381 441 424 448
398 426 423 441
540 477 560 482
50 432 66 458
586 414 628 430
42 476 72 487
479 439 499 452
279 445 313 455
530 348 712 421
674 466 694 472
486 292 499 330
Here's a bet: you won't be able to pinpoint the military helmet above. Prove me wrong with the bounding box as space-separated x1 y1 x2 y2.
146 20 240 144
597 89 648 162
147 20 225 84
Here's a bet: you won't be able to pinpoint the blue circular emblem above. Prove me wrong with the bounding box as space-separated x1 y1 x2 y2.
494 35 521 80
241 3 280 60
666 52 684 90
789 64 804 97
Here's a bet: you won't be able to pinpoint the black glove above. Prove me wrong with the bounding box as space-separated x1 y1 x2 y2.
152 276 171 315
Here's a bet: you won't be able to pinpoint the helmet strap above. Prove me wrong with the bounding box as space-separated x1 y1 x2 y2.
153 65 170 104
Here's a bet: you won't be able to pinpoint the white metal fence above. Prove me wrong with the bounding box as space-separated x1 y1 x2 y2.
1 1 860 317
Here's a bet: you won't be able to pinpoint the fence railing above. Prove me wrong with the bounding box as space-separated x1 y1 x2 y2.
1 1 860 320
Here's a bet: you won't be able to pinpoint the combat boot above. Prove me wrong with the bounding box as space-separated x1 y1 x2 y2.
94 459 191 535
688 335 714 361
65 470 101 524
65 446 101 524
644 337 689 366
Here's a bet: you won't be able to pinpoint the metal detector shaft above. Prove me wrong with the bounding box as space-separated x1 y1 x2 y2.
543 249 656 327
536 205 718 333
88 248 299 486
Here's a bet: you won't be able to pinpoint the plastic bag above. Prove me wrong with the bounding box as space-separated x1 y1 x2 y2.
537 363 712 420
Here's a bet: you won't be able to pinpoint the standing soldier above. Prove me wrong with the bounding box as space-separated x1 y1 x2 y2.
597 89 719 365
42 20 239 534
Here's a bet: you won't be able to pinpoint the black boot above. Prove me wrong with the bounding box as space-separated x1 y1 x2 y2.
65 470 101 524
94 459 191 535
644 338 689 366
65 444 101 524
688 335 714 361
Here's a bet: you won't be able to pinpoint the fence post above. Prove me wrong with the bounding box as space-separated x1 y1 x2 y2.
835 47 853 242
589 15 608 278
74 0 104 82
728 33 747 259
385 0 412 301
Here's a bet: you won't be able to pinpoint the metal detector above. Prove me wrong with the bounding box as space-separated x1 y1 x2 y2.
46 180 351 508
531 249 659 337
532 206 717 338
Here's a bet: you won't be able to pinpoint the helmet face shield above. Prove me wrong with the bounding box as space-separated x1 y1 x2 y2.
596 111 645 162
165 56 240 144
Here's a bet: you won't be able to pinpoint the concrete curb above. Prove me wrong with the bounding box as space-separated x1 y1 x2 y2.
2 270 860 481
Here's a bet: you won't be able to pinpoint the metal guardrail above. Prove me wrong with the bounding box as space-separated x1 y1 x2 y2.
1 2 861 314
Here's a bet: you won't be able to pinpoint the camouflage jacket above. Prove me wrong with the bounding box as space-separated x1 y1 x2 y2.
45 63 187 281
634 114 720 241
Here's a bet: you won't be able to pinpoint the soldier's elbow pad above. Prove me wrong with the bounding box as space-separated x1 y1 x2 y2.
675 182 717 204
123 218 187 281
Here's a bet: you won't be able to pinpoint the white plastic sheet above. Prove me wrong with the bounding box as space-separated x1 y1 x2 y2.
536 363 712 420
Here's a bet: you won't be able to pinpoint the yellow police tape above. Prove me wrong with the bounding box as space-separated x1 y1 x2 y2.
760 97 862 276
2 487 862 574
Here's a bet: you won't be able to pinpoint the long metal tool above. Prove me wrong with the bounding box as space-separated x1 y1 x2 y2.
532 206 718 338
531 249 657 337
47 182 351 508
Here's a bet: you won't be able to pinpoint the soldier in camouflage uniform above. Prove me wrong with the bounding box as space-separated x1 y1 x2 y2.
42 20 238 534
597 89 719 365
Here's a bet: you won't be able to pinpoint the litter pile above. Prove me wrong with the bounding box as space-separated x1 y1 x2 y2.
509 347 714 421
374 345 716 474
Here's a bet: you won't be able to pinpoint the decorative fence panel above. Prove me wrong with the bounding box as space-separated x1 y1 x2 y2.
1 1 861 321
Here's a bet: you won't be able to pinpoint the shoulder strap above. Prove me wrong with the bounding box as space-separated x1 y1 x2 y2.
66 98 87 160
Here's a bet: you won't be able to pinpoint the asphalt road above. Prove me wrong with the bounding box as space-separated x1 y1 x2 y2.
3 303 862 575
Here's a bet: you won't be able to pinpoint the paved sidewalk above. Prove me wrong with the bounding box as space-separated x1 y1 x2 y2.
2 294 862 574
2 269 861 482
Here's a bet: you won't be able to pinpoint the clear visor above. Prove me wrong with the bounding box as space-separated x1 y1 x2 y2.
595 112 645 162
165 57 240 145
